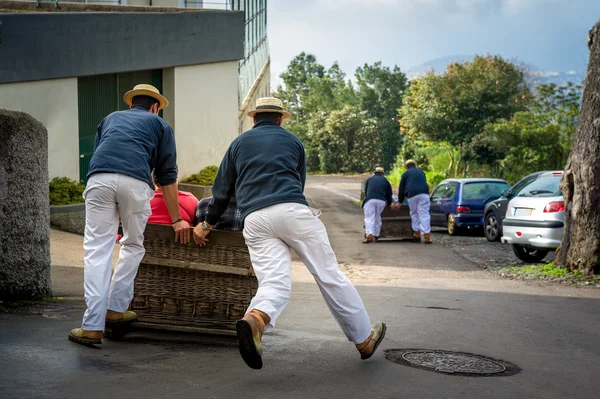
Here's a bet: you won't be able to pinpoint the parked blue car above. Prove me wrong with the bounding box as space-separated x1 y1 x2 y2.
430 178 511 235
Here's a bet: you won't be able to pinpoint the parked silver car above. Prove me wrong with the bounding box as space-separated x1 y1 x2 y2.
501 171 564 263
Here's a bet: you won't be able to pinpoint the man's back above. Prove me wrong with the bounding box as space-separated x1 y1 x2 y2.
88 107 176 187
210 120 308 221
364 174 393 206
399 166 430 199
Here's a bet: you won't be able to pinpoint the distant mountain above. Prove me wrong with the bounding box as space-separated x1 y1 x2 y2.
406 55 475 78
407 55 585 87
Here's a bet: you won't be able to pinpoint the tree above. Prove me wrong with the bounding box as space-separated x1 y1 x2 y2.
275 53 358 172
469 112 564 182
355 62 408 170
399 55 530 174
556 21 600 275
310 106 382 174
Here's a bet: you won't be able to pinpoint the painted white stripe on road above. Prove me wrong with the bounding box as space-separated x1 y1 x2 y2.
308 185 361 203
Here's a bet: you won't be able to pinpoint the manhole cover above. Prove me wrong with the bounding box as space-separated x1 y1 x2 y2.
385 349 520 377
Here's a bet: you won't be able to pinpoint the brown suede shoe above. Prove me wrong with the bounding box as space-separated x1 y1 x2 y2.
68 328 103 346
356 322 387 360
236 309 271 369
423 233 432 244
105 310 138 327
362 234 374 244
413 231 421 243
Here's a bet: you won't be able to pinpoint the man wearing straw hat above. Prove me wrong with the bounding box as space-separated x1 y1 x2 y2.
362 166 394 243
69 84 192 346
392 159 432 244
193 97 386 370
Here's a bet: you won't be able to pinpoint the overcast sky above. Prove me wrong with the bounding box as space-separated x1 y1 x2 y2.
268 0 600 87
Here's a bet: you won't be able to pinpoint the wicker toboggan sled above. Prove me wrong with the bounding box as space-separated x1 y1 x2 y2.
128 224 257 336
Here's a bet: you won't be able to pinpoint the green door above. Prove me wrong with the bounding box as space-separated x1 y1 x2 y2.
78 70 163 182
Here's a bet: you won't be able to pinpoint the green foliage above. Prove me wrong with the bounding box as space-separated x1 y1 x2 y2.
181 165 219 186
355 62 408 170
310 106 382 174
399 55 530 167
276 53 407 173
49 177 85 206
501 261 599 285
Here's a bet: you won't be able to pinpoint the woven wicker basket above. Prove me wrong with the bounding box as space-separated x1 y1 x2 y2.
129 224 257 336
378 206 413 239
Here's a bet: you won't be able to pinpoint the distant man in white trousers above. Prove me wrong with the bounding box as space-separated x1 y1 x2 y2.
69 84 191 346
392 159 432 244
193 97 386 370
362 166 394 243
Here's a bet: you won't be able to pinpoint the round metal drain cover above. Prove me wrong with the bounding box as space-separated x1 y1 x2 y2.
385 349 520 376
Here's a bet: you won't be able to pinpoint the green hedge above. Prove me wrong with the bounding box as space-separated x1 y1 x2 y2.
181 165 219 186
49 177 85 206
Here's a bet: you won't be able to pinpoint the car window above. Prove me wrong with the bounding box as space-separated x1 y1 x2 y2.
430 185 446 201
510 174 539 196
518 176 562 197
442 182 457 199
462 182 510 200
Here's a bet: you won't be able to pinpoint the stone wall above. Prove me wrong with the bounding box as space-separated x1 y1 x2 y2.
0 109 52 300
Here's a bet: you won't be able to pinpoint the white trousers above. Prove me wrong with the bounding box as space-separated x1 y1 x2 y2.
407 193 431 234
243 203 372 344
363 199 386 237
81 173 153 331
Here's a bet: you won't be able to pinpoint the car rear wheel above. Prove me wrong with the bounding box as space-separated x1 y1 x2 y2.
484 213 501 242
512 245 549 263
447 214 461 236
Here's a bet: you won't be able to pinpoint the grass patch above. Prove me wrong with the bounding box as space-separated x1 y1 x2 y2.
500 261 599 286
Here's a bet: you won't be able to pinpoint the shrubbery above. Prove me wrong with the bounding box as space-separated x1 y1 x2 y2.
181 165 219 186
49 177 86 206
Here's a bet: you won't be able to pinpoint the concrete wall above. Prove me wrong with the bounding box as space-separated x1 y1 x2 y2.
239 61 271 134
167 61 239 178
0 79 79 180
0 11 243 84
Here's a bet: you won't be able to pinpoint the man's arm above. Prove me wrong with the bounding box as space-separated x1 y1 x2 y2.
206 146 237 226
385 180 393 206
398 173 407 203
298 147 307 192
194 146 237 246
155 125 190 244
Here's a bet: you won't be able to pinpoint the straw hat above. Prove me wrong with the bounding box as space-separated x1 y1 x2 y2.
247 97 291 119
123 84 169 110
374 167 385 174
404 159 417 168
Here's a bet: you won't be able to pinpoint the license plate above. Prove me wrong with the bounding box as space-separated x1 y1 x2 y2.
513 208 533 216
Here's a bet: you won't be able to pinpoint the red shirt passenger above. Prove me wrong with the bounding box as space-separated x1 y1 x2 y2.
117 185 198 242
149 190 197 225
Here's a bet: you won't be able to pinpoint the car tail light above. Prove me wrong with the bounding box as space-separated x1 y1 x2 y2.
456 206 471 213
516 232 522 237
543 201 565 213
552 172 563 176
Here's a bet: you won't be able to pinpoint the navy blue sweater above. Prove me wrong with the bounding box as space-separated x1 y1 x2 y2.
398 166 430 201
206 120 308 224
88 107 177 187
362 174 393 207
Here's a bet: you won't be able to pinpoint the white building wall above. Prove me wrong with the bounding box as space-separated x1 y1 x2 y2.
167 61 239 178
0 78 79 180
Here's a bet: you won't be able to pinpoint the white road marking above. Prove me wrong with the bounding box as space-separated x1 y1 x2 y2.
308 184 361 203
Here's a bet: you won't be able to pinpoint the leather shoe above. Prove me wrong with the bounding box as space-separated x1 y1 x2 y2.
68 328 103 346
356 322 387 360
236 309 270 369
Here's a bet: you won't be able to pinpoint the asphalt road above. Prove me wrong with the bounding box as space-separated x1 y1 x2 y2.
1 175 599 399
